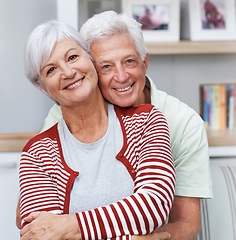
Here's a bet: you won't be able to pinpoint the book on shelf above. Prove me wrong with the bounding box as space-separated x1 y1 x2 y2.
200 83 236 131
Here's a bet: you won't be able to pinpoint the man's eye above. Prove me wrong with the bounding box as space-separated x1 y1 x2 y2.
101 65 111 69
126 59 137 65
127 59 134 63
125 58 138 67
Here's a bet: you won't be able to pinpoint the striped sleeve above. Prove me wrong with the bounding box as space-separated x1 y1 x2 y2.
19 137 69 227
75 106 176 240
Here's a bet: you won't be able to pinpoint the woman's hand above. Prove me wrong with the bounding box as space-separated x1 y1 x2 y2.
132 231 171 240
20 211 81 240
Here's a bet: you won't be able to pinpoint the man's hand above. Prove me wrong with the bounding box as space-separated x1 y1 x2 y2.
20 211 81 240
132 231 171 240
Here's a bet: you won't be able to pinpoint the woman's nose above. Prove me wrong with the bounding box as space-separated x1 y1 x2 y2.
61 63 75 79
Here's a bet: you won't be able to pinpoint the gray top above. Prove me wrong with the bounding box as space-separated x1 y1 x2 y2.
58 103 134 213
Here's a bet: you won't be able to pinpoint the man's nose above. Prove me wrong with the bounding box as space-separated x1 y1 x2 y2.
113 65 129 82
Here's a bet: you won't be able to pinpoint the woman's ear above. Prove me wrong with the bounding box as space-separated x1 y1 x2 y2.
143 53 148 72
36 79 45 91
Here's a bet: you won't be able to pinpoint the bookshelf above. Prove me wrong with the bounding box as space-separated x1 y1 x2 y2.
146 42 236 149
200 83 236 151
146 40 236 55
207 129 236 146
207 129 236 157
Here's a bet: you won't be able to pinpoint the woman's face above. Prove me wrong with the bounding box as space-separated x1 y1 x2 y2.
39 38 98 107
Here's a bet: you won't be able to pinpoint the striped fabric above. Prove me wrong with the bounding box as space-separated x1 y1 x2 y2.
19 104 175 240
197 164 236 240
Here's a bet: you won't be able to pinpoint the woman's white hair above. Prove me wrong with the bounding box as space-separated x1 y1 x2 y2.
25 20 88 87
80 11 148 61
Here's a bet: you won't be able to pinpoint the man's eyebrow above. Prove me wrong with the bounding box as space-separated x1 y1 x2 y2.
98 54 137 65
99 60 111 64
126 54 136 58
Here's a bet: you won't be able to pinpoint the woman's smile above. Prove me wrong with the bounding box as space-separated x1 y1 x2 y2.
65 77 84 90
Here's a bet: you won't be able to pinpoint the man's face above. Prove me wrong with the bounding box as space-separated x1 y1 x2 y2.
90 34 148 107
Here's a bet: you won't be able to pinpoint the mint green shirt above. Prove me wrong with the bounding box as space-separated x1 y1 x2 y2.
147 77 212 198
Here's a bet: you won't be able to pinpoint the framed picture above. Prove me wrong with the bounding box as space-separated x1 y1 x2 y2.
78 0 121 28
121 0 180 42
189 0 236 41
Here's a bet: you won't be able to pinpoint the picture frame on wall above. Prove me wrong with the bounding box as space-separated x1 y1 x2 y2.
189 0 236 41
77 0 121 28
121 0 180 42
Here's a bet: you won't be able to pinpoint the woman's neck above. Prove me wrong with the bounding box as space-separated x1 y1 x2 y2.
61 92 109 143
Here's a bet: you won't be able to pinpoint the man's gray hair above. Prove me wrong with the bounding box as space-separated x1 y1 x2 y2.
80 11 148 61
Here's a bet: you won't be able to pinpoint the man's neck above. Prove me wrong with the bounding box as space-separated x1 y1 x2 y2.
144 86 151 104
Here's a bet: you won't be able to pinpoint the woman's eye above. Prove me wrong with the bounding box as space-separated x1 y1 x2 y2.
68 55 78 61
47 67 56 75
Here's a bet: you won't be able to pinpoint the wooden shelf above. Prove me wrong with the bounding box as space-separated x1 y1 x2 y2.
1 130 235 151
0 133 37 152
209 145 236 157
146 40 236 55
207 129 236 146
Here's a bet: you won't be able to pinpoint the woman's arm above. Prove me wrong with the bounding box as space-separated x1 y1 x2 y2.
19 150 63 227
20 107 175 240
75 107 175 239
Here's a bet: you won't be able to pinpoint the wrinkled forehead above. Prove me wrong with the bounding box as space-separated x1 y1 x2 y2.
91 34 138 58
40 38 88 69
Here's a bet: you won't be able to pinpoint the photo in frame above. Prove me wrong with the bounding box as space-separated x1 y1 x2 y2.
189 0 236 41
121 0 180 42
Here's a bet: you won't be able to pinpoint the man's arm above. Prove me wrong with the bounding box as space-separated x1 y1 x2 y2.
154 196 201 240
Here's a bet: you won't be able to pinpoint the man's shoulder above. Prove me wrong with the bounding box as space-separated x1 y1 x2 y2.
41 104 62 132
152 87 201 120
148 77 203 127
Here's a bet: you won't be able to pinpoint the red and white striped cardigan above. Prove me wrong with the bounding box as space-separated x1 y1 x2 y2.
19 104 175 240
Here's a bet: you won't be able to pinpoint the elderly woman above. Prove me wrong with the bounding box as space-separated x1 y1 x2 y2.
19 20 175 240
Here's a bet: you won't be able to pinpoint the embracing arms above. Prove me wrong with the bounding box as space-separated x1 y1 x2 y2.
19 106 175 239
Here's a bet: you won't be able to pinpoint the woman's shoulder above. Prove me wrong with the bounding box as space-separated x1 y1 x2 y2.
114 104 159 116
22 123 59 152
114 104 166 127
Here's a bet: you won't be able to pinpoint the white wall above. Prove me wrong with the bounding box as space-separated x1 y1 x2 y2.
0 153 21 239
0 0 57 134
